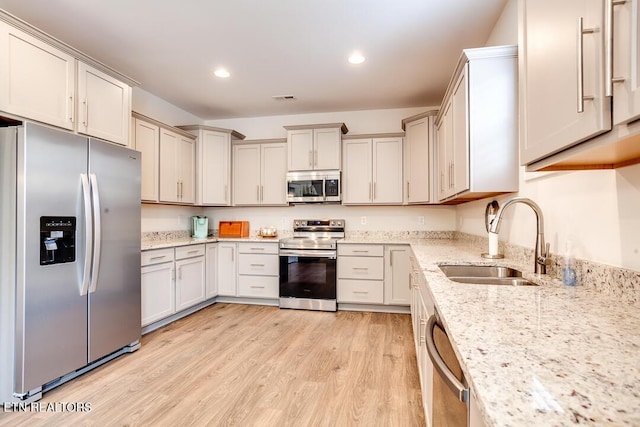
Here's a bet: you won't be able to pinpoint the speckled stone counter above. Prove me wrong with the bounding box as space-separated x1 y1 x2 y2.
409 239 640 427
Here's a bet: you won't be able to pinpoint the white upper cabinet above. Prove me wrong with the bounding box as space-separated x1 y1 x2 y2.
402 111 437 204
133 117 160 202
612 0 640 125
343 135 404 205
159 127 195 204
233 140 287 206
77 62 131 146
519 0 610 165
0 14 135 146
285 123 347 171
435 45 518 202
0 20 75 131
178 125 245 206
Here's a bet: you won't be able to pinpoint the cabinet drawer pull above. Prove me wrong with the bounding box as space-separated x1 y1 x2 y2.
352 267 369 271
187 250 199 254
250 285 265 289
249 247 265 251
150 256 167 261
353 291 369 294
352 250 369 253
250 263 265 267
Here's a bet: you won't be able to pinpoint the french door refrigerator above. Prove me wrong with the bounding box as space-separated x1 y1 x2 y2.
0 121 141 402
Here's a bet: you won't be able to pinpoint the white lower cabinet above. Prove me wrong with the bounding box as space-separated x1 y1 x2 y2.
337 244 384 304
175 245 206 312
237 242 279 299
384 245 410 305
141 244 208 328
217 242 238 296
141 248 176 327
205 243 218 299
141 261 175 327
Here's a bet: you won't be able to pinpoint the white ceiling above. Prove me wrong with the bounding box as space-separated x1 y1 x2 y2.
0 0 508 120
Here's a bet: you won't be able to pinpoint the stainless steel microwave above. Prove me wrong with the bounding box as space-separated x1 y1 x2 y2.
286 171 341 203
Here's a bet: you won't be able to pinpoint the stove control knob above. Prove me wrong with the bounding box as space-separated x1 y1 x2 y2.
330 221 335 226
295 221 300 227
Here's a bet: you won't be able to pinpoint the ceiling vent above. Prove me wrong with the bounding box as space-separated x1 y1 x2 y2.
272 95 296 101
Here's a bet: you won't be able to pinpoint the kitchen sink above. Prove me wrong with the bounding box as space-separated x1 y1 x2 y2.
439 265 538 286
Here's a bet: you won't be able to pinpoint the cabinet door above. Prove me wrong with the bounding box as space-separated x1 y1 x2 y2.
233 144 261 205
0 21 75 131
205 243 218 299
405 117 430 203
384 246 410 306
134 118 159 202
159 129 179 203
612 0 640 125
342 139 373 204
175 257 205 311
217 243 237 296
373 138 403 204
77 62 131 146
178 136 195 204
199 130 230 205
287 128 314 171
520 0 610 164
314 127 341 170
451 68 469 196
436 101 453 201
141 262 175 326
261 142 287 205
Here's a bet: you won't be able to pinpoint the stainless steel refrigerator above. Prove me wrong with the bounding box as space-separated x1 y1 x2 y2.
0 121 141 402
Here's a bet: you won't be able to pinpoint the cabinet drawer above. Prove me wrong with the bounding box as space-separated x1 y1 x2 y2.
175 244 205 260
238 253 279 276
141 248 175 266
338 279 384 304
237 275 279 299
238 242 278 255
338 256 384 280
338 244 384 257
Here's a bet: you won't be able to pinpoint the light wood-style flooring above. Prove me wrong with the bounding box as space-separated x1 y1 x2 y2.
0 304 424 426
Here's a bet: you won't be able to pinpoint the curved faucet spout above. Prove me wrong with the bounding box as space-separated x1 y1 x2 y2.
488 197 550 274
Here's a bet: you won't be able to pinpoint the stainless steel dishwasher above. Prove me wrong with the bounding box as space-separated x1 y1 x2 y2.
426 313 470 426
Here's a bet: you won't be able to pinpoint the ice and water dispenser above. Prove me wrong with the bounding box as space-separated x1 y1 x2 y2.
40 216 76 265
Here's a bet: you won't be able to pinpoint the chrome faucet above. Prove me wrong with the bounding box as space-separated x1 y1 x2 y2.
488 197 551 274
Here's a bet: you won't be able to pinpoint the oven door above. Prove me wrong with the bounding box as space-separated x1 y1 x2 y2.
279 249 337 309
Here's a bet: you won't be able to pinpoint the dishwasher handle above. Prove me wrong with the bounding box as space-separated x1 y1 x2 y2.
426 315 469 403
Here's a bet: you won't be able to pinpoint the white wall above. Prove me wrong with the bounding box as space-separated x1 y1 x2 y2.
204 106 434 139
132 87 203 126
204 204 455 234
456 0 640 272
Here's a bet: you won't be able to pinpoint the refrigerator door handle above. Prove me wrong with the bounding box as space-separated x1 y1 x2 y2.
80 174 93 296
89 173 102 293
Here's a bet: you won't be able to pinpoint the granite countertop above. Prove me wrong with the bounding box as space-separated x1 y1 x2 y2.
141 236 280 250
409 239 640 427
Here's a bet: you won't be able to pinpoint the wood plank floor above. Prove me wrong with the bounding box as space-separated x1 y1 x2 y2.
0 304 425 426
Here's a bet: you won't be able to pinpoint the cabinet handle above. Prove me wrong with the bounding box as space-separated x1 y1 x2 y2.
449 163 454 189
250 247 265 251
369 182 372 200
314 149 318 166
440 171 444 193
150 256 167 261
69 95 74 123
224 184 228 202
187 250 199 254
180 181 184 200
231 247 235 262
261 185 264 202
177 266 182 280
309 150 313 168
577 17 596 113
257 185 260 202
176 182 180 200
250 263 265 267
353 290 369 294
407 182 410 199
82 100 88 127
352 250 369 253
605 0 628 96
373 182 376 200
352 267 369 271
390 251 394 267
250 285 265 289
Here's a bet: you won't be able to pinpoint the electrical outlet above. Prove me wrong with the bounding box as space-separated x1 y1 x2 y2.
418 216 425 225
361 216 367 225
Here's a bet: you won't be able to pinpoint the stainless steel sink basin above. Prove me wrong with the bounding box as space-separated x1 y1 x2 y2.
439 265 538 286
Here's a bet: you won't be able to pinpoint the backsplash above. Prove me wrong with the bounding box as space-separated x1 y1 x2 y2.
456 232 640 305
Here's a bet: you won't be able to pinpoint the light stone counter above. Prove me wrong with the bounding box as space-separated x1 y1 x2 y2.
409 239 640 427
141 236 280 251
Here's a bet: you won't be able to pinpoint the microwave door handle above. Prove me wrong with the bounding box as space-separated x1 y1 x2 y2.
322 177 326 201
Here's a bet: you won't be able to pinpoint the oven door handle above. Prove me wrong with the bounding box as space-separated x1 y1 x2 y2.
426 315 469 403
279 249 336 259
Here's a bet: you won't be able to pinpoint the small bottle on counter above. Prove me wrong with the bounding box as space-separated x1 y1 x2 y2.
562 240 577 286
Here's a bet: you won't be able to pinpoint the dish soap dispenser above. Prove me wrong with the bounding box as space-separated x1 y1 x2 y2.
562 240 576 286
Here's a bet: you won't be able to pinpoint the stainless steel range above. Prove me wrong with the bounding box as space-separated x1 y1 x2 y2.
279 219 345 312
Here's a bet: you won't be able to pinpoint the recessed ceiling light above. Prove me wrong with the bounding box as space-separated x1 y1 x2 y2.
348 53 365 64
214 69 230 78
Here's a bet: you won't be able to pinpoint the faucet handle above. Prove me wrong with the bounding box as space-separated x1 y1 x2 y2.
544 242 550 257
537 243 552 266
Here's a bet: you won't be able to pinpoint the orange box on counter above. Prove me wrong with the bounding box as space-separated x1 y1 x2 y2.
218 221 249 238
